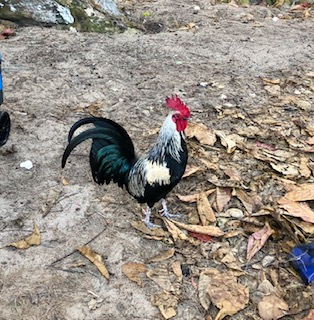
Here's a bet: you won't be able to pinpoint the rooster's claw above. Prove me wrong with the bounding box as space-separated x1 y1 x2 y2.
144 220 162 229
160 212 181 219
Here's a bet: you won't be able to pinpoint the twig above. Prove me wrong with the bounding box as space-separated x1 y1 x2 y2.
49 225 108 266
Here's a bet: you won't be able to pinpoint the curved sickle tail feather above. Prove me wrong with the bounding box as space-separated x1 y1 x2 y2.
62 117 136 188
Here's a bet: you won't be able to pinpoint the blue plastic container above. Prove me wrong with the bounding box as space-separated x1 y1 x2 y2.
290 242 314 285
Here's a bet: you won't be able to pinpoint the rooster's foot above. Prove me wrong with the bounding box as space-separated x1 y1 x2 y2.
144 206 162 229
159 198 180 219
161 212 181 219
145 220 162 229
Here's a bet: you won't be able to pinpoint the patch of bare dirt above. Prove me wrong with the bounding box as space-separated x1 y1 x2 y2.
0 1 314 319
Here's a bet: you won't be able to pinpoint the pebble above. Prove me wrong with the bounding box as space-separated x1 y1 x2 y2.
220 94 227 100
262 255 275 267
199 82 209 87
226 208 244 219
20 160 33 170
142 109 150 117
257 279 275 295
193 5 201 13
272 17 279 22
211 82 225 89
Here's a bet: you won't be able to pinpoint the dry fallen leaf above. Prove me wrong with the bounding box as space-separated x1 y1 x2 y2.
179 22 197 30
147 127 160 136
302 309 314 320
246 222 275 261
163 219 189 242
131 220 170 238
234 189 262 214
151 291 179 319
77 246 109 280
299 157 312 178
88 297 104 310
228 0 238 7
122 262 147 286
169 219 224 237
146 266 175 291
215 130 237 153
216 187 232 212
290 3 309 11
0 28 16 38
188 231 213 243
200 158 219 171
61 176 69 186
185 122 217 146
198 272 211 310
274 0 284 8
176 189 215 203
278 197 314 224
223 167 241 181
220 251 243 271
197 191 216 225
8 224 41 249
299 221 314 234
204 268 249 320
42 188 61 217
171 261 183 283
264 84 281 96
261 78 281 85
282 183 314 202
270 163 299 177
257 278 275 295
258 294 289 320
87 101 104 117
147 248 175 263
255 141 277 151
183 165 203 178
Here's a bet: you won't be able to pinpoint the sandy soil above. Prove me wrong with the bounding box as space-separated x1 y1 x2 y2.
0 1 313 319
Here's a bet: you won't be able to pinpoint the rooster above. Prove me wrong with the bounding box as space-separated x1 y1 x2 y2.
62 95 190 228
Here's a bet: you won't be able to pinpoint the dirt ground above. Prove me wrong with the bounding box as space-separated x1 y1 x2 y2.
0 1 314 319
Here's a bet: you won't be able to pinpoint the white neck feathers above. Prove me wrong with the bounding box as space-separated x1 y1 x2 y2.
150 114 183 162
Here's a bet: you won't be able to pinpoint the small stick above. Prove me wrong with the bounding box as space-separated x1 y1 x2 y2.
49 225 107 266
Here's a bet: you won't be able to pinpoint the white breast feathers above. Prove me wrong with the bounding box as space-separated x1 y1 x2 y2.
145 161 170 186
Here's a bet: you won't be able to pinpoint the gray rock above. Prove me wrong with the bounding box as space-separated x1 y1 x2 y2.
0 0 126 32
261 255 275 268
0 0 74 25
94 0 120 16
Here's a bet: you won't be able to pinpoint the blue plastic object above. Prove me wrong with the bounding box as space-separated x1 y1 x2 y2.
290 242 314 285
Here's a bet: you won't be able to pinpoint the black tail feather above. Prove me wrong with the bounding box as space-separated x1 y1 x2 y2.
62 117 136 188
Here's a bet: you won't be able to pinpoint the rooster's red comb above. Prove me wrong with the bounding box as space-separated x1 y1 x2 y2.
166 95 190 118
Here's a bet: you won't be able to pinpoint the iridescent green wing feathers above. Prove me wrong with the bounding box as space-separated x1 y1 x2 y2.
62 117 136 187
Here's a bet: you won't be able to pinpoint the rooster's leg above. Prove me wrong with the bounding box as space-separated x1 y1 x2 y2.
144 206 161 229
159 198 180 219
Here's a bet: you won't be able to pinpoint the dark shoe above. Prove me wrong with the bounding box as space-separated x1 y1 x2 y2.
0 111 10 147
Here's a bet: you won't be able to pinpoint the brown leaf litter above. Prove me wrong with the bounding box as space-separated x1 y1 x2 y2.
8 224 41 249
76 246 110 281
